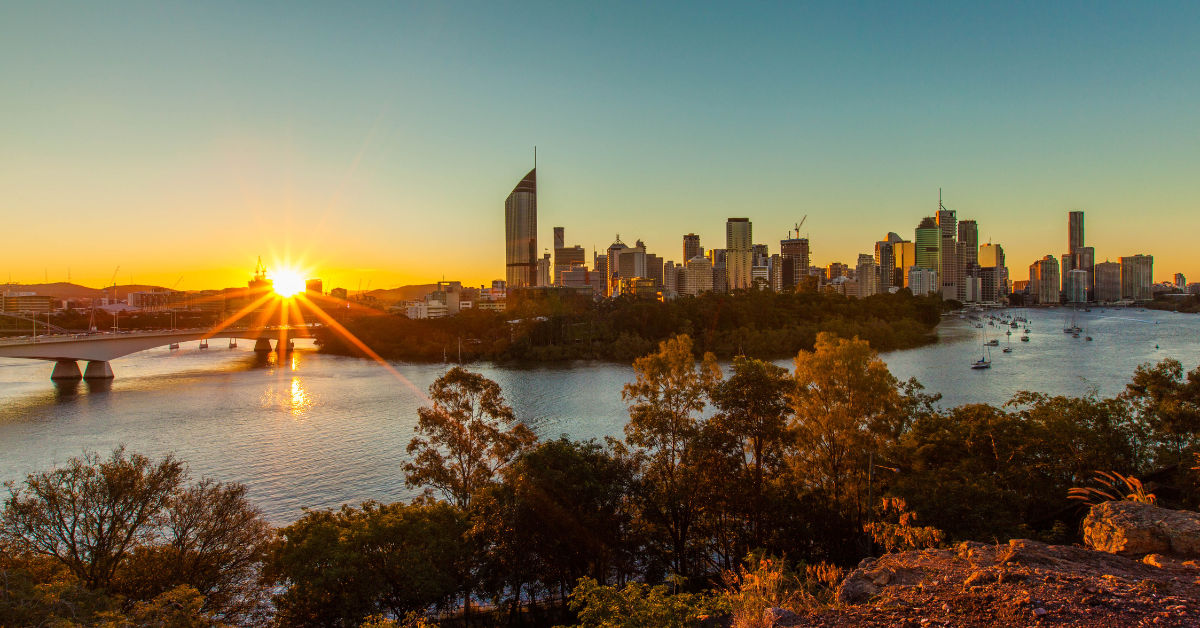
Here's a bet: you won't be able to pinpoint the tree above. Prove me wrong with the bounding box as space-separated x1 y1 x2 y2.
787 333 906 558
404 367 538 508
709 357 793 548
117 480 275 624
622 334 722 578
1 448 185 590
264 499 468 628
1122 358 1200 464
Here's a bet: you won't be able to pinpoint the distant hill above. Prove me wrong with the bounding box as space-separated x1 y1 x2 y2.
1 282 170 300
364 285 438 302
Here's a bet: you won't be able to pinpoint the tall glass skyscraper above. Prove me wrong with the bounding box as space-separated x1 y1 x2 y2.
505 169 537 288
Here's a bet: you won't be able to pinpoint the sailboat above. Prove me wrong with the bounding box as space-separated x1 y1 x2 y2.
972 327 992 369
1003 332 1013 353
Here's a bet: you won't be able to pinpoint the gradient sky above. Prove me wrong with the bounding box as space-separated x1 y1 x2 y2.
2 1 1198 291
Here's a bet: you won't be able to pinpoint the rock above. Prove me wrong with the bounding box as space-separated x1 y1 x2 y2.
764 607 798 625
1083 501 1200 557
1033 607 1048 617
858 556 878 569
836 568 881 605
964 569 999 587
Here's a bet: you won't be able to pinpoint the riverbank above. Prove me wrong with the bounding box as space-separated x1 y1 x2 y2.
315 290 944 362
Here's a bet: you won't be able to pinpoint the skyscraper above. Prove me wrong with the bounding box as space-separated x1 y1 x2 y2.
553 227 586 286
1030 256 1061 305
958 220 979 267
1068 211 1085 254
726 218 752 290
504 168 537 288
914 217 940 271
683 233 701 263
874 240 894 293
856 254 878 297
936 205 959 300
779 236 810 292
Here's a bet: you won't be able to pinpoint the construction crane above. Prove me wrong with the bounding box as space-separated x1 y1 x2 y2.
791 215 808 239
171 276 184 290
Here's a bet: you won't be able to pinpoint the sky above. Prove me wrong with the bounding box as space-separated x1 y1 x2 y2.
2 1 1198 291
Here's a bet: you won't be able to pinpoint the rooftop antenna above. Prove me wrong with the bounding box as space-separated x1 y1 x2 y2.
534 146 537 169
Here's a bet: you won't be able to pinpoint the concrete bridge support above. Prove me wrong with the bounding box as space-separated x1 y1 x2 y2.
51 360 83 380
83 361 114 380
253 338 273 352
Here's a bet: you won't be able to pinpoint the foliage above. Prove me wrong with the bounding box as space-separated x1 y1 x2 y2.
864 498 944 554
0 450 272 627
1068 471 1158 507
404 367 538 508
721 554 840 628
317 290 944 362
561 577 729 628
262 499 468 628
622 335 722 578
1122 358 1200 463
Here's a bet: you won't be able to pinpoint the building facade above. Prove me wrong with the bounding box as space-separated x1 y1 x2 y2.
726 218 753 290
1120 254 1154 301
504 168 538 287
1095 261 1121 302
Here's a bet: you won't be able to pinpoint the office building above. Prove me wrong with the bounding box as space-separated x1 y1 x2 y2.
856 254 878 297
892 240 915 288
726 218 753 290
1030 256 1061 305
664 261 677 295
553 227 587 286
1095 261 1121 302
979 243 1004 269
646 253 665 287
537 253 551 288
908 267 939 296
683 233 702 263
940 235 959 301
1068 211 1085 254
1120 254 1154 301
777 236 809 292
979 266 1003 303
504 168 538 287
914 216 940 271
825 276 858 298
753 244 769 266
1175 273 1187 291
605 237 629 297
958 220 979 267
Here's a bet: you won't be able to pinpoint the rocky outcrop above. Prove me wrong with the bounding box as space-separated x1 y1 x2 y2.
775 538 1200 627
1082 501 1200 557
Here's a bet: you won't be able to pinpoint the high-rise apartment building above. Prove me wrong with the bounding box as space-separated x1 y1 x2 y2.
778 236 810 292
979 243 1008 300
683 233 701 263
1030 256 1061 305
908 267 938 296
1120 255 1154 302
1095 261 1121 302
1064 211 1095 301
1065 269 1088 303
552 227 586 286
646 254 664 287
726 218 753 291
1176 273 1188 290
504 168 537 287
856 254 879 298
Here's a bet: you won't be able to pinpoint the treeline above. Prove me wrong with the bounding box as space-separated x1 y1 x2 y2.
5 334 1199 628
316 289 944 362
1145 294 1200 314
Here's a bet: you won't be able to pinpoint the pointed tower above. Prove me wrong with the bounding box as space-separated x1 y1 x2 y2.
505 168 537 288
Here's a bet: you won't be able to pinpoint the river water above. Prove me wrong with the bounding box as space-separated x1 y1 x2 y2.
2 307 1196 524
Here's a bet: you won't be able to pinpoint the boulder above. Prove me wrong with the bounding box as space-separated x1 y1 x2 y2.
1082 501 1200 557
763 607 799 625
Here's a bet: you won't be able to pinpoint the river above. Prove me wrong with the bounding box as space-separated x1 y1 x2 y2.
1 306 1196 524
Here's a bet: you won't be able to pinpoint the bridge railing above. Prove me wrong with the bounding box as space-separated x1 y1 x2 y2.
0 325 316 347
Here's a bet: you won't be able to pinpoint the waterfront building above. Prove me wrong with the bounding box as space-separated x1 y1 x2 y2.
1030 256 1061 305
979 243 1008 300
940 234 960 301
504 168 538 288
856 254 878 297
1120 254 1154 302
683 233 702 263
979 266 1003 303
914 216 940 271
1065 269 1088 303
726 218 753 290
907 267 938 296
1095 261 1121 302
1060 254 1072 300
1175 273 1187 290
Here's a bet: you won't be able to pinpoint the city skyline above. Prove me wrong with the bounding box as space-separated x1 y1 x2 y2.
3 3 1199 289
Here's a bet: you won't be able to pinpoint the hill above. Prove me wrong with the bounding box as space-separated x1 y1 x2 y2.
364 284 438 302
1 282 169 300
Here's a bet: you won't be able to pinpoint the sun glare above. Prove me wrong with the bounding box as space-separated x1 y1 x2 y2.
273 271 306 298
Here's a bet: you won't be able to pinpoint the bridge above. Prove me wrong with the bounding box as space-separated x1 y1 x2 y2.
0 326 318 380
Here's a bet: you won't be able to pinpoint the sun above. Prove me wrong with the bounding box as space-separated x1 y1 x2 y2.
272 270 306 298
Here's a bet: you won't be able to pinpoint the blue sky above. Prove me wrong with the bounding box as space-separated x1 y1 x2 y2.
2 2 1197 289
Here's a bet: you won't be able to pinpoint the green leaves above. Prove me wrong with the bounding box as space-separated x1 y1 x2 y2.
564 577 729 628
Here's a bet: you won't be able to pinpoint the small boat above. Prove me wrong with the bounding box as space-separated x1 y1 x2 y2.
1003 347 1013 353
169 343 180 350
985 339 999 346
1006 330 1011 335
1020 335 1030 342
972 358 991 369
199 339 209 349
